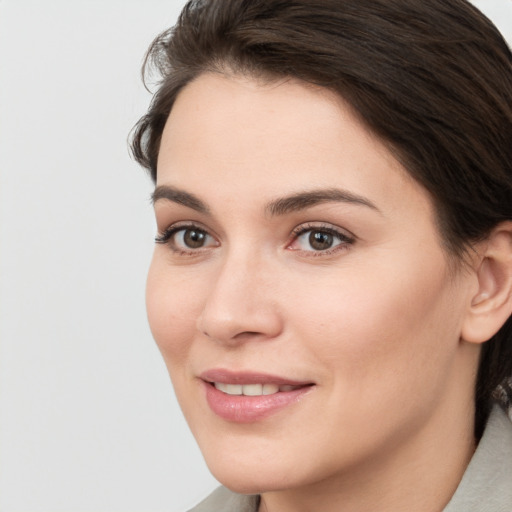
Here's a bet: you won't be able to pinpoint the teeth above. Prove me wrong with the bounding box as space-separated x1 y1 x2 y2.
243 384 263 396
213 383 241 395
262 384 279 395
213 382 299 396
225 384 243 395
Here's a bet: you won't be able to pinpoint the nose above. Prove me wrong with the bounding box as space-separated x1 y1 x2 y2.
196 252 283 345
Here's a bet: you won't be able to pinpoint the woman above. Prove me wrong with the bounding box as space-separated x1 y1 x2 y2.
131 1 512 510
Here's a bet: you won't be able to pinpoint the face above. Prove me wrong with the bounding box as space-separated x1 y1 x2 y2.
147 73 477 495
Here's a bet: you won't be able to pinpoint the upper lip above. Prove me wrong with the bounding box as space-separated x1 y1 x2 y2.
200 368 313 386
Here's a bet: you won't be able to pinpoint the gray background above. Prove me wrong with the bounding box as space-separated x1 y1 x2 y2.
1 1 511 511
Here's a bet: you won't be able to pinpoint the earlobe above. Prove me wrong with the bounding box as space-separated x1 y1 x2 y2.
461 222 512 344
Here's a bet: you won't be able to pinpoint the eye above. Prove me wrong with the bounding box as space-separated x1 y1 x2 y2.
288 224 354 254
155 224 218 252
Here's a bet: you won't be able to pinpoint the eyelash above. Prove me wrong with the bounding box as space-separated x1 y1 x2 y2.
155 222 355 256
288 223 355 256
155 223 216 255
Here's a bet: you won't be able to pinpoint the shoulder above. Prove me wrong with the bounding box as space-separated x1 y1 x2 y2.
187 486 259 512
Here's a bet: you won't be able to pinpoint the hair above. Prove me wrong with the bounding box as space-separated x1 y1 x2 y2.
130 0 512 438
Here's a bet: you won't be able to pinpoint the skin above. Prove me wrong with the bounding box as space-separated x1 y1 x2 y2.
147 73 484 512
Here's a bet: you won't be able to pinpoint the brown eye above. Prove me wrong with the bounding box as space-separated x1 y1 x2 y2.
309 231 334 251
155 225 217 252
182 229 208 249
288 225 353 255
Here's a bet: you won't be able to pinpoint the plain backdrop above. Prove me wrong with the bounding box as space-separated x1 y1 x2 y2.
0 1 511 511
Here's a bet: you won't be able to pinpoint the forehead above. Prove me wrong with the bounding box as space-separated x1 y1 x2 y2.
156 72 431 221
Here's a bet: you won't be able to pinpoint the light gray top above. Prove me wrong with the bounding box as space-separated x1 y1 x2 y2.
188 405 512 512
443 404 512 512
189 487 259 512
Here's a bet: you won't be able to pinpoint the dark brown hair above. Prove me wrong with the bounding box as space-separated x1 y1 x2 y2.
131 0 512 437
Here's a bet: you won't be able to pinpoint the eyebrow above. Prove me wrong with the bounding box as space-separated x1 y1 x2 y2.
151 185 380 216
266 188 380 216
151 185 210 214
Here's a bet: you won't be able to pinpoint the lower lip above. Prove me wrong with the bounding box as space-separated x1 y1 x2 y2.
203 382 313 423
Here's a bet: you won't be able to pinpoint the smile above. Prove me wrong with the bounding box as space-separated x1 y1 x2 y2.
201 370 315 422
213 382 304 396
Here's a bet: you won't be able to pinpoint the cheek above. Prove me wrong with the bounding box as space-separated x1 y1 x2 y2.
289 251 460 402
145 256 203 365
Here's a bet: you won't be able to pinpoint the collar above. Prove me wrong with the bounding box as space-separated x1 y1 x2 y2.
442 404 512 512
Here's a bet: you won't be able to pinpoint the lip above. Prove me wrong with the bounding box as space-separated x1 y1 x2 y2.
200 369 315 423
200 369 312 386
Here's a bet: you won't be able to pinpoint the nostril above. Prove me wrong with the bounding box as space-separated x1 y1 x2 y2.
197 299 283 344
233 331 266 341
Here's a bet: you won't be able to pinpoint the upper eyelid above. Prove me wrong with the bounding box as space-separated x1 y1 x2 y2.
155 220 356 247
291 222 356 240
287 224 356 257
155 222 212 243
157 220 215 237
155 224 219 251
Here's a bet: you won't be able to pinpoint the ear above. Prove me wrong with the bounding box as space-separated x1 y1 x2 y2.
461 221 512 344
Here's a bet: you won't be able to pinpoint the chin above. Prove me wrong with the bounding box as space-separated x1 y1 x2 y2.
209 462 294 495
199 438 324 496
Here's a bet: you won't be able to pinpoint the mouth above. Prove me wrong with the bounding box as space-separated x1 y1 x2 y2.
211 382 307 396
200 369 315 422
